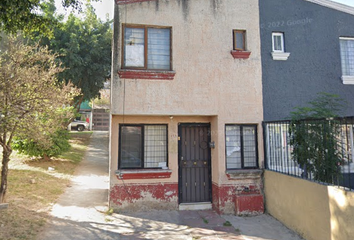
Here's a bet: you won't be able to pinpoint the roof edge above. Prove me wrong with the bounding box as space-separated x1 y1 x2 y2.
305 0 354 15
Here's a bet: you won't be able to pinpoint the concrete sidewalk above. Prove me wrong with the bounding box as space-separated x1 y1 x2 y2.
38 131 303 240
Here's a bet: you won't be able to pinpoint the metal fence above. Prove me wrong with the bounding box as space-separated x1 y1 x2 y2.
263 117 354 190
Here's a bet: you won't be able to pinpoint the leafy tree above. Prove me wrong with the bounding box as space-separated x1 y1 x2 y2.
0 37 77 203
0 0 85 36
289 92 347 184
39 2 112 112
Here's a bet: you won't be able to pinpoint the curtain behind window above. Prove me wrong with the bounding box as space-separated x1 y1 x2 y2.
340 39 354 76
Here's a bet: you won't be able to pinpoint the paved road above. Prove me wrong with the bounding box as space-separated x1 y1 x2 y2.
38 131 303 240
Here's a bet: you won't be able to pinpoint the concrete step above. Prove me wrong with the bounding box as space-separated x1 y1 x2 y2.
179 202 212 211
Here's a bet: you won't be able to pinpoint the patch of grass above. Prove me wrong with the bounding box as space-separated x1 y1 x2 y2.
223 221 232 227
0 132 92 240
202 217 208 224
105 208 114 216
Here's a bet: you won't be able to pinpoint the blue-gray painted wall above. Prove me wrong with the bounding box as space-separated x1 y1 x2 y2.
260 0 354 121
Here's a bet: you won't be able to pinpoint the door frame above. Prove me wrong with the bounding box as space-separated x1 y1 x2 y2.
177 123 212 204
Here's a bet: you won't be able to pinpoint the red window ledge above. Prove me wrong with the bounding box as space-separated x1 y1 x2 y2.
116 0 155 4
118 69 176 80
115 170 172 180
230 50 251 59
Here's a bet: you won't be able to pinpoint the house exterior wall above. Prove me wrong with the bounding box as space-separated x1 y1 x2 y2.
264 170 354 240
260 0 354 121
110 0 264 214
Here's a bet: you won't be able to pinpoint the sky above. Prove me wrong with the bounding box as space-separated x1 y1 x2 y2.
55 0 354 21
333 0 354 7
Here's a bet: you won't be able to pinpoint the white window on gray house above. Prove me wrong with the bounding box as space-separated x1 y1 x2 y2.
271 32 290 61
119 124 167 169
340 37 354 84
225 125 258 169
272 32 284 52
123 25 171 70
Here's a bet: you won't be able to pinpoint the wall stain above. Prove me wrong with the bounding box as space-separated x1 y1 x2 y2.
177 0 189 20
155 0 159 11
211 0 221 15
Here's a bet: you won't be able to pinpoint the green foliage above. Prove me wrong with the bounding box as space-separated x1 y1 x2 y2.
289 92 346 183
0 0 85 37
36 1 112 109
0 36 78 202
12 130 71 159
290 92 346 119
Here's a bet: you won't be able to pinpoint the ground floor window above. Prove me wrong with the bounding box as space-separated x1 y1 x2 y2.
225 125 258 169
119 124 167 169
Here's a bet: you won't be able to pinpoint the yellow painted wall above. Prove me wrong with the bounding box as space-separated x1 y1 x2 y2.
264 170 354 240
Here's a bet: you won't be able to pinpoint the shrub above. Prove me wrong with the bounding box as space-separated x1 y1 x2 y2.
12 130 71 160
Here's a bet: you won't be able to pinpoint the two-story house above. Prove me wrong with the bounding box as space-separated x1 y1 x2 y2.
260 0 354 121
109 0 264 214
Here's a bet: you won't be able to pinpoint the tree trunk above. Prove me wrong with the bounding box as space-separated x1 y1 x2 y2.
0 146 12 203
43 154 50 161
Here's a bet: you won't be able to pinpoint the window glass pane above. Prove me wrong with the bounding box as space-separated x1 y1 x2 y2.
235 32 244 50
144 125 167 168
340 39 354 76
120 126 142 168
124 28 145 67
273 35 283 52
148 28 171 70
243 126 257 167
225 125 241 169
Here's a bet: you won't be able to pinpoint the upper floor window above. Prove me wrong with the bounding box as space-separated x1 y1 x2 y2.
233 30 246 51
225 125 258 170
122 24 171 70
272 32 285 52
340 37 354 77
119 124 168 169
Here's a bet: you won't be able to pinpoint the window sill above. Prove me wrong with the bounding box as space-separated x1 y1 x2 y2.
115 169 172 180
230 50 251 59
118 69 176 80
342 76 354 84
271 52 290 61
226 169 263 180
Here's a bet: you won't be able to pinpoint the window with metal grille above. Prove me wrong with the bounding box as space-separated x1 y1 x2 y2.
225 125 258 169
119 124 168 169
122 24 171 70
340 37 354 76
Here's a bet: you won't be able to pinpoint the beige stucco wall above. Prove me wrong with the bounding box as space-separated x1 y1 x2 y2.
264 170 354 240
111 0 263 119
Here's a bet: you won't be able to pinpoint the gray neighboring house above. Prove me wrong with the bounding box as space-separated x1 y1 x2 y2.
260 0 354 121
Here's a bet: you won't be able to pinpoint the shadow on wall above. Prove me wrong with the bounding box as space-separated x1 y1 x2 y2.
264 170 354 240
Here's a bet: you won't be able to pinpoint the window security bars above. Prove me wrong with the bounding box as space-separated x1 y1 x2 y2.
263 117 354 191
225 125 258 169
119 124 168 169
123 25 171 70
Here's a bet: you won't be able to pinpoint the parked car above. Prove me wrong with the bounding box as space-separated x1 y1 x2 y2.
69 119 89 131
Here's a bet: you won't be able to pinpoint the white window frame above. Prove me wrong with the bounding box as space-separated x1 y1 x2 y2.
339 37 354 84
272 32 285 53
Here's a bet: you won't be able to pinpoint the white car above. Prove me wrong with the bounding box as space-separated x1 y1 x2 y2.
69 119 89 131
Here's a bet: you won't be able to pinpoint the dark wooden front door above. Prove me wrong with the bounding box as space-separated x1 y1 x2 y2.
178 123 212 203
